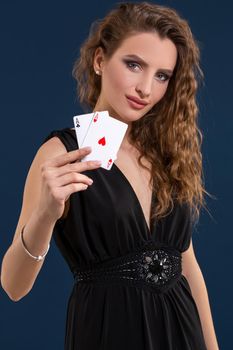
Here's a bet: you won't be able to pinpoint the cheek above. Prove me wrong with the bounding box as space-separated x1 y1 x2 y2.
104 65 127 93
105 65 135 92
113 71 134 90
104 70 123 93
152 84 169 102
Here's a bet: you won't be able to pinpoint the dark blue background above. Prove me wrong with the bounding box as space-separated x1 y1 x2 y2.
0 1 231 349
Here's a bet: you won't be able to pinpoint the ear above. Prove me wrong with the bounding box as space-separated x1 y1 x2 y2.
93 46 105 73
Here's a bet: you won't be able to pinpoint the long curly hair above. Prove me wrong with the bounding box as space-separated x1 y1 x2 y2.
72 2 215 225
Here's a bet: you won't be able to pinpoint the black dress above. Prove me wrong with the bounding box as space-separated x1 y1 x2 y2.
42 128 207 350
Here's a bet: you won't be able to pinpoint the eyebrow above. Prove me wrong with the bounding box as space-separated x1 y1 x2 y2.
123 54 174 75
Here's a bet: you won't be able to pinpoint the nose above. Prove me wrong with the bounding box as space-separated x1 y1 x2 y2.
135 74 153 97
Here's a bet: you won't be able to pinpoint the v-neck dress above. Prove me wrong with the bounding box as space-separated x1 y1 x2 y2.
41 128 207 350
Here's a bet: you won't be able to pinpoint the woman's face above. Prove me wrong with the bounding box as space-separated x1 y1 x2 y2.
93 31 177 124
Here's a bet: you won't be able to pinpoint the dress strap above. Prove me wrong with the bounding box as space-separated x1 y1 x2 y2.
40 128 78 153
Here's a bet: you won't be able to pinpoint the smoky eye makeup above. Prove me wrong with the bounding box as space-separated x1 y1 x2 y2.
123 59 141 70
156 72 171 82
123 59 172 82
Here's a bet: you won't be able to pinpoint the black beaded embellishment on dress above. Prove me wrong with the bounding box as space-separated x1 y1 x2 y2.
73 241 182 292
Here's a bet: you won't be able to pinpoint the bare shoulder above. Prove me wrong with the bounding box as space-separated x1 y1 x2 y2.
37 134 68 160
25 135 69 179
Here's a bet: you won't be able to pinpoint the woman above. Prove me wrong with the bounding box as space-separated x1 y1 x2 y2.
1 2 219 349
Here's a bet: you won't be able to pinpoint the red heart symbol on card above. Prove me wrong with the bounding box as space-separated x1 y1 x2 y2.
107 159 113 168
94 113 98 122
98 137 106 146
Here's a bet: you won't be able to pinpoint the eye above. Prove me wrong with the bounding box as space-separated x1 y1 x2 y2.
124 60 141 71
123 59 171 82
156 73 170 82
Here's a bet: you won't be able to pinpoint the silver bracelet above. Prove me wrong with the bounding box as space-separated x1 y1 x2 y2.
20 225 50 262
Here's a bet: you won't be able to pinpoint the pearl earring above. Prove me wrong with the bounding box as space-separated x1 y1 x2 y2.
95 70 101 75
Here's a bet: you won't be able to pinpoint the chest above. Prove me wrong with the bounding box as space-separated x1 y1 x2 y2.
114 149 153 228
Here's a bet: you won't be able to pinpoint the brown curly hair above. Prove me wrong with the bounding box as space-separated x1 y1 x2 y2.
72 2 215 225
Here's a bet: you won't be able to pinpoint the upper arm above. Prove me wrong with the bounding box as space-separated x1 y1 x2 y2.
181 239 199 278
11 136 68 245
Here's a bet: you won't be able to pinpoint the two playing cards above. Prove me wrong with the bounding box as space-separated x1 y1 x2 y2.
73 111 128 170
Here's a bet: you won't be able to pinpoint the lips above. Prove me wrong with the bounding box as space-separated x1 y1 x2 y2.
126 95 149 110
126 95 149 106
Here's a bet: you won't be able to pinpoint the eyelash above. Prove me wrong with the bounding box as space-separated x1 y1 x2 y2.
124 60 170 82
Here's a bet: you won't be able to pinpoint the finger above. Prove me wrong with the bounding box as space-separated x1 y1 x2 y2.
52 160 102 177
54 172 93 187
48 147 92 167
58 183 89 200
71 159 102 173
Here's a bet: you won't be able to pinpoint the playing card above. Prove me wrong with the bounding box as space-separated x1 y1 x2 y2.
80 111 128 170
80 111 109 146
73 112 97 147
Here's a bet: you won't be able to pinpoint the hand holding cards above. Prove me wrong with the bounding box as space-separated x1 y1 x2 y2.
73 111 128 170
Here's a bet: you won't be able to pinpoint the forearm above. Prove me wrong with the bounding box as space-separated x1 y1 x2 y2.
0 209 56 302
186 263 219 350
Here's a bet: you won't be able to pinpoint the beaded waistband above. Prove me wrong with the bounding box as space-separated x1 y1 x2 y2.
73 241 182 293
